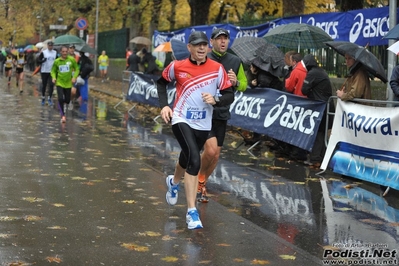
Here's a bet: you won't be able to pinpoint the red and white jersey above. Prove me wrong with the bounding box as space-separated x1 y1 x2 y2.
162 58 231 130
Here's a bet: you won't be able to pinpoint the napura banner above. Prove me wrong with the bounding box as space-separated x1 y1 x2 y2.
321 100 399 190
126 72 326 151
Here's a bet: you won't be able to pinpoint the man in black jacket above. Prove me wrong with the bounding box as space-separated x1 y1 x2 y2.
197 28 248 202
302 54 334 167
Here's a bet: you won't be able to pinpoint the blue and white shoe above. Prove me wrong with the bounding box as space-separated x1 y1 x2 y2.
186 209 203 230
165 175 179 205
41 97 45 106
48 98 53 106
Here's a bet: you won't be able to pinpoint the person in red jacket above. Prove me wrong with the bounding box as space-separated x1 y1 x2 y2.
285 53 307 97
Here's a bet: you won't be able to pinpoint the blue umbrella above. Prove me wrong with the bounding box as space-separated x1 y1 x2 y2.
383 24 399 40
170 39 189 60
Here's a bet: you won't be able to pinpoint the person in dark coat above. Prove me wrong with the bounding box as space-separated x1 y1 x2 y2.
246 62 283 90
140 48 159 75
127 48 141 72
302 54 335 166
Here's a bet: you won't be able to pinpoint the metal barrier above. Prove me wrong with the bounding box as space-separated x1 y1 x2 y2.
114 70 132 110
317 96 399 196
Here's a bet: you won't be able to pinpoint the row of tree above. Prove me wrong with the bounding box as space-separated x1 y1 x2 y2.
0 0 383 47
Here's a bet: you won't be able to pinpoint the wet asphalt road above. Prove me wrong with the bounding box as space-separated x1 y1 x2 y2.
0 74 398 265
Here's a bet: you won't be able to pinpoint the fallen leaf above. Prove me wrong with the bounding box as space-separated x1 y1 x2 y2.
0 216 19 221
22 197 45 203
23 215 42 221
251 259 270 265
279 254 296 260
233 258 245 262
121 242 149 252
216 243 231 247
47 226 67 230
71 176 87 180
145 231 161 237
52 203 65 207
0 233 16 238
7 261 30 266
122 200 136 204
161 256 179 262
46 256 62 263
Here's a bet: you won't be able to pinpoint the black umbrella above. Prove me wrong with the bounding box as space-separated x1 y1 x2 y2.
325 41 387 83
251 43 285 77
230 36 268 65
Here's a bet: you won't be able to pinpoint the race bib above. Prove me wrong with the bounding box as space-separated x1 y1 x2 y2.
186 110 206 120
59 65 70 73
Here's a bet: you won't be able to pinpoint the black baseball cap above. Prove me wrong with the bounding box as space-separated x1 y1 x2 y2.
211 28 230 39
188 31 208 45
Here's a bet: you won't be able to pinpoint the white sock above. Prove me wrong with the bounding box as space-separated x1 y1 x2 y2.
187 207 196 213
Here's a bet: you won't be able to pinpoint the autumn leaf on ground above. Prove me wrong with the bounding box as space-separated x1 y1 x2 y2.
162 235 175 241
83 167 98 171
279 254 296 260
0 233 16 238
47 226 67 230
81 181 95 186
0 216 19 221
139 168 152 171
251 259 270 265
109 189 122 193
121 242 149 252
57 173 69 177
6 261 30 266
161 256 179 262
233 258 245 262
198 260 212 264
52 203 65 207
216 243 231 247
22 197 45 203
145 231 161 237
23 215 42 221
71 176 87 180
46 256 62 263
122 200 136 204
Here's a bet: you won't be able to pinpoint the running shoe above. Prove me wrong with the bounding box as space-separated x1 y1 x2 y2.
165 175 179 205
186 209 203 230
41 98 45 106
196 185 209 203
48 98 53 106
61 116 66 123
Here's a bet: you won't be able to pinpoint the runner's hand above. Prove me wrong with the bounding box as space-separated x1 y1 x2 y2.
161 106 173 123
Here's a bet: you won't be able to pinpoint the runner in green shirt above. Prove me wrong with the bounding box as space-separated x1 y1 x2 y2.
51 46 79 123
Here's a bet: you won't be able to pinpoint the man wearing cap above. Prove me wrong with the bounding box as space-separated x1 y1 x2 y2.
157 31 234 230
196 28 248 203
37 41 57 106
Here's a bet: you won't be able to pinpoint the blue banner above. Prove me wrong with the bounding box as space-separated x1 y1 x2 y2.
154 6 396 48
229 89 326 151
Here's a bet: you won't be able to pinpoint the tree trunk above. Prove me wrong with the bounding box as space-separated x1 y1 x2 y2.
188 0 213 26
340 0 363 11
169 0 177 30
283 0 304 17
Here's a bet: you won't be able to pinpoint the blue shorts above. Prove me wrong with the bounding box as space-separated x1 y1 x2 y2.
99 65 107 71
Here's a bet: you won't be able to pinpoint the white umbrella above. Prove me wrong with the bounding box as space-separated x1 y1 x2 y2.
387 40 399 55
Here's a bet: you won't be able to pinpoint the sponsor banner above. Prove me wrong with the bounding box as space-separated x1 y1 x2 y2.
126 72 176 108
154 6 396 48
229 89 326 151
126 73 325 150
321 100 399 190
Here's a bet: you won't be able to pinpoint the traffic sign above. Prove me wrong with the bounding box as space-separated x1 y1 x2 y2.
75 17 88 30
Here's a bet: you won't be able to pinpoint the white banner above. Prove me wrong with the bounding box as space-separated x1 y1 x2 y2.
321 100 399 189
